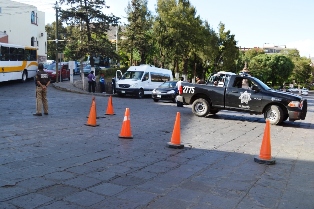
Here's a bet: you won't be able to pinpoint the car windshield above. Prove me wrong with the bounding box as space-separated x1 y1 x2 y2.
84 65 91 70
158 81 177 88
121 71 144 80
46 64 62 71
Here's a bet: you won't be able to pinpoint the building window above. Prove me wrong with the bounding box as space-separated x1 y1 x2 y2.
31 37 35 46
31 11 37 25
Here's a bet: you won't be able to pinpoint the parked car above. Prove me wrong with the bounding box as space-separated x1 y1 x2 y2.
45 62 70 82
301 88 309 95
81 65 101 77
83 64 91 76
152 81 178 102
287 87 299 93
73 61 81 75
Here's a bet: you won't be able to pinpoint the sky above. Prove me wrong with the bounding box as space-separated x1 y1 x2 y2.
15 0 314 58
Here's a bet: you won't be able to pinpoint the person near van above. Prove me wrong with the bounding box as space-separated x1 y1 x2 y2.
33 63 51 116
99 73 106 93
176 77 184 94
87 71 96 93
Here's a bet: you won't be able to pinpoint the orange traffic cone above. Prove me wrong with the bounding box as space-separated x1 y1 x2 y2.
254 119 275 165
105 96 115 115
167 112 184 149
118 108 133 139
85 97 99 127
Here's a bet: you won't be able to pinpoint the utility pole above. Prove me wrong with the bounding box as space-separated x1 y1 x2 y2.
54 1 60 83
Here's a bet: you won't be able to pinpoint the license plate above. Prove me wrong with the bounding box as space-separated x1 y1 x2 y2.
157 95 161 98
122 91 125 93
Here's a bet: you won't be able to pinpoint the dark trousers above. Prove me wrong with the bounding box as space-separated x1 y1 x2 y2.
88 81 95 93
100 82 105 93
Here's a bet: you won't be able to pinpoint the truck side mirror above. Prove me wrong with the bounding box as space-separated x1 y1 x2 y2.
252 85 259 92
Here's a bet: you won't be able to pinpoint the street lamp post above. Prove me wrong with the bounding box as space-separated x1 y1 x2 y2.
54 1 60 82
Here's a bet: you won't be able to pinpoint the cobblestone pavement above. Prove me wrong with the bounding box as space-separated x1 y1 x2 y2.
0 78 313 209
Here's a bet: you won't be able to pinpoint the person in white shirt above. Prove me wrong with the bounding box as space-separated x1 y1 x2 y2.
176 77 184 94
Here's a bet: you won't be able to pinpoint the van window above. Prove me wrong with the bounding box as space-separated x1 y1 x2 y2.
122 71 144 80
143 72 149 81
151 72 170 82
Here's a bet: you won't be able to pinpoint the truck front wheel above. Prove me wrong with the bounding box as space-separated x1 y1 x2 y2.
264 105 284 125
192 98 210 117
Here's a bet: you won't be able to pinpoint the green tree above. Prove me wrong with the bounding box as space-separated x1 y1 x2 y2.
242 48 265 71
154 0 203 76
249 54 294 86
59 0 119 67
45 22 67 61
120 0 153 65
280 48 312 85
215 23 239 73
291 57 313 85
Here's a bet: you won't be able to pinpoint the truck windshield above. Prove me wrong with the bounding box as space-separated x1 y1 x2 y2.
121 71 144 80
251 77 271 90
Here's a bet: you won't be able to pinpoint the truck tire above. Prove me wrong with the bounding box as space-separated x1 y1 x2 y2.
264 105 284 125
192 98 210 117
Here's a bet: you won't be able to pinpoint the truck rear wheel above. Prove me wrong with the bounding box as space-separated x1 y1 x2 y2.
192 98 210 117
264 105 284 125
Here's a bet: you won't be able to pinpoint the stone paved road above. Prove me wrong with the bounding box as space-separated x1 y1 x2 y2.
0 79 313 209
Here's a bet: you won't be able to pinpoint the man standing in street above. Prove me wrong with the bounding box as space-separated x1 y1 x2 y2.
34 63 50 116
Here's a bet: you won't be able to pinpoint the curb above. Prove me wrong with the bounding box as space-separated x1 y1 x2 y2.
52 81 114 97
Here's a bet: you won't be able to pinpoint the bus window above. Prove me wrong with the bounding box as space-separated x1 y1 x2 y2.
1 46 10 61
17 48 24 61
25 49 36 61
10 47 18 61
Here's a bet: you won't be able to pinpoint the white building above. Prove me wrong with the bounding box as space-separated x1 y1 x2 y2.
0 0 47 62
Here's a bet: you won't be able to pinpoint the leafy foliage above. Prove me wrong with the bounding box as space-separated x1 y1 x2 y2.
43 0 311 86
119 0 153 65
58 0 120 66
249 54 294 86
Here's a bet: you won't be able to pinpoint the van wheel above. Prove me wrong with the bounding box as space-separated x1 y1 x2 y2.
192 98 210 117
21 71 28 82
138 89 144 99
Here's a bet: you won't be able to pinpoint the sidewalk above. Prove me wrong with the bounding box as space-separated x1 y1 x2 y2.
52 78 112 97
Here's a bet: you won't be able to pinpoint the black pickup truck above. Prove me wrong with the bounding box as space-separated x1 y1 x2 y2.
181 72 307 125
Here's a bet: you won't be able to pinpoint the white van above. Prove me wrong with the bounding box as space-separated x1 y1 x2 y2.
115 65 173 98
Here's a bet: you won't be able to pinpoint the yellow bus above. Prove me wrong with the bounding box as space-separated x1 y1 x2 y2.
0 42 38 82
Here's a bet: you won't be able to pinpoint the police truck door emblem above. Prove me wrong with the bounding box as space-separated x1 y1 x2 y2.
239 91 251 104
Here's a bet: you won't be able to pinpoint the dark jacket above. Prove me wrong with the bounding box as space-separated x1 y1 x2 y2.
35 70 50 86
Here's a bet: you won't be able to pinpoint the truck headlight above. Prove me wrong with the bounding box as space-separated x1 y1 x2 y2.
288 101 301 108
